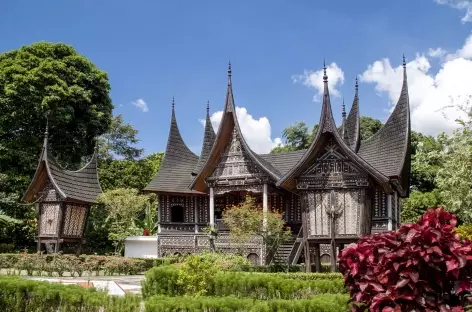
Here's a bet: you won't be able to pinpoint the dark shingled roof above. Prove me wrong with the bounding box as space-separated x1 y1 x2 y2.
23 129 102 204
344 79 361 152
144 101 201 194
47 154 102 203
358 59 411 195
260 150 306 176
192 102 216 176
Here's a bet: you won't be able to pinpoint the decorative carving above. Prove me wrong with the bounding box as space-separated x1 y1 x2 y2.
62 204 87 237
39 203 60 236
297 140 369 190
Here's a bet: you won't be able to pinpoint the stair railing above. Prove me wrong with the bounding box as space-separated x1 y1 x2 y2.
287 226 305 265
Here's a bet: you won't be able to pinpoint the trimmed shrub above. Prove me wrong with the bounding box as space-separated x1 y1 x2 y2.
142 265 346 299
339 208 472 312
0 253 176 276
0 276 140 311
145 294 349 312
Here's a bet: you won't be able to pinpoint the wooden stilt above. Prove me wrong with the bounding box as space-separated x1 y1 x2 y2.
314 244 321 272
304 241 312 273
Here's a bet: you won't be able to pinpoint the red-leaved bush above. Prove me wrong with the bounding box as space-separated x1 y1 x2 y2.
339 207 472 312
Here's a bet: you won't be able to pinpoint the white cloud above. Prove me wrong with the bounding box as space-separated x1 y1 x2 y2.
131 98 149 112
292 62 345 101
428 47 447 58
446 33 472 60
435 0 472 22
360 35 472 135
200 107 282 154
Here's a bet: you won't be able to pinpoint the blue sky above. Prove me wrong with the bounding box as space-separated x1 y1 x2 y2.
1 0 472 155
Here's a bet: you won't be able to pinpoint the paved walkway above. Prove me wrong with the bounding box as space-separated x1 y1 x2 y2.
25 275 145 296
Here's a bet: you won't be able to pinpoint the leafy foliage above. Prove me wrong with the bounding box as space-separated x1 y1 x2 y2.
142 264 346 300
359 117 383 141
456 224 472 241
401 189 442 223
339 208 472 312
145 294 349 312
99 152 163 191
0 276 141 311
436 126 472 223
222 196 291 254
97 188 156 254
96 114 143 161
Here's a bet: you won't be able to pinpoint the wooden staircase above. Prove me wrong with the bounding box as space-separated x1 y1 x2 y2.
270 226 305 265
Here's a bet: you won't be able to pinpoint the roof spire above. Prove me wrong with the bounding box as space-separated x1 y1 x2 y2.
342 98 346 118
228 61 232 86
355 76 359 93
172 95 175 110
206 100 210 113
323 60 328 83
402 54 406 68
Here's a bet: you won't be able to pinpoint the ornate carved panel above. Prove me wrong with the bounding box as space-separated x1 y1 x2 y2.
197 197 209 224
296 140 369 189
62 204 87 237
207 129 269 194
39 203 60 236
373 188 388 218
306 189 364 237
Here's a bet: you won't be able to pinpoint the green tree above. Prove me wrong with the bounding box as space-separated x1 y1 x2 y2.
410 131 444 192
401 189 442 223
96 114 143 161
359 117 383 141
97 188 156 254
222 196 291 256
436 126 472 223
99 152 163 191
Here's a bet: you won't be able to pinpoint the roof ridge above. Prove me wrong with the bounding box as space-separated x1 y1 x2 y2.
345 77 360 152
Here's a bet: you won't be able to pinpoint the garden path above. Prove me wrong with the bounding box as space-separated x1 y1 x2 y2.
25 275 144 296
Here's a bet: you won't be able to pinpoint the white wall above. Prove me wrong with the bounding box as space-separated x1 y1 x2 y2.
124 236 158 258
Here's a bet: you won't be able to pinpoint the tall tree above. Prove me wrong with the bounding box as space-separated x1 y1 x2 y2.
0 42 113 201
359 117 383 141
97 114 143 161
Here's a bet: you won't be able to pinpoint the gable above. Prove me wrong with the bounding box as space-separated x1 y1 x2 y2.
210 128 266 180
296 139 369 189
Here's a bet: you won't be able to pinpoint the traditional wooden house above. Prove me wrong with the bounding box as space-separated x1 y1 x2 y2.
23 125 102 254
144 59 411 270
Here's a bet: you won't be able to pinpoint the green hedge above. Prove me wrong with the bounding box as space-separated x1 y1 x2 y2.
240 263 337 273
142 266 346 300
258 272 343 281
0 253 176 276
0 276 141 311
145 294 349 312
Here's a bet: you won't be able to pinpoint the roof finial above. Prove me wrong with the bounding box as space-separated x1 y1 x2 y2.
172 95 175 110
323 60 328 83
402 54 406 68
206 100 210 112
342 98 346 118
228 61 232 86
44 116 49 138
355 76 359 92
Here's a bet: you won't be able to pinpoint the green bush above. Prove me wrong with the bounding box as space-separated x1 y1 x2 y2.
456 224 472 241
0 244 14 253
0 276 140 311
240 263 335 273
142 265 346 300
0 253 176 276
145 294 349 312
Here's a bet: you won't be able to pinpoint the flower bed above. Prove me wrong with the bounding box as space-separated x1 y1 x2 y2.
0 253 176 277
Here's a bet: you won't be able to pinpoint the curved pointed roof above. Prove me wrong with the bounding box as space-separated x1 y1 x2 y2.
358 58 411 196
190 63 281 192
192 102 216 176
23 126 102 203
344 78 361 152
277 63 391 192
144 99 200 194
